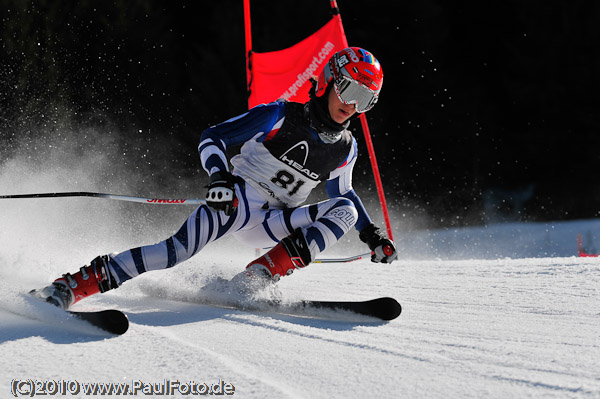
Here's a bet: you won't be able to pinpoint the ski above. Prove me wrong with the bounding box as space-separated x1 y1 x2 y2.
171 289 402 321
220 296 402 321
28 289 130 335
189 277 402 321
288 297 401 321
67 309 129 335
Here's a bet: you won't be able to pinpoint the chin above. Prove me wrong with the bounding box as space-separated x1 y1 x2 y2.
335 114 350 124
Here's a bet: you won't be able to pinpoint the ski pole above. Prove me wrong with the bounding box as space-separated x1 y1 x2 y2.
0 191 206 205
1 191 381 264
313 252 371 263
314 245 395 263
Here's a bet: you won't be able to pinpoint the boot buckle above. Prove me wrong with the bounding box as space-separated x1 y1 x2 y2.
80 266 89 280
64 273 77 289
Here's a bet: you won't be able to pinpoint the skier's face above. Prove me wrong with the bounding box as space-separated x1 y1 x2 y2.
328 88 356 123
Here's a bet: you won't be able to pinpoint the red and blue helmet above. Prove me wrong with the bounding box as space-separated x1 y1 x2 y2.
315 47 383 113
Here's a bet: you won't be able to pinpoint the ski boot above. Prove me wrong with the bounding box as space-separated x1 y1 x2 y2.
224 230 311 302
30 255 118 309
202 230 311 304
244 229 312 282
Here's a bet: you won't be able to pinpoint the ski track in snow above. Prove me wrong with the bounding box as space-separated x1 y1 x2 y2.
1 250 599 398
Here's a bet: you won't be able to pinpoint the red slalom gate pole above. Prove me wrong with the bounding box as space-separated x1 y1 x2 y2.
359 114 394 240
243 0 253 107
333 0 393 239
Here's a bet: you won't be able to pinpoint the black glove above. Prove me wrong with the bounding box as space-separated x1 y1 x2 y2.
359 223 398 263
205 171 238 216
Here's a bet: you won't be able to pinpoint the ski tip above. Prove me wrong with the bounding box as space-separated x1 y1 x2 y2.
104 310 130 335
370 297 402 321
69 309 130 335
303 297 402 321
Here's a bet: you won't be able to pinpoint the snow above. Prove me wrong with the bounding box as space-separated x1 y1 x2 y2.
1 203 599 399
1 150 600 398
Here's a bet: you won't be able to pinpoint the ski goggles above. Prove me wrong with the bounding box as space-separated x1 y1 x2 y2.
334 76 379 113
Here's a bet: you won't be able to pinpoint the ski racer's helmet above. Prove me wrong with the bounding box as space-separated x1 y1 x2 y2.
315 47 383 113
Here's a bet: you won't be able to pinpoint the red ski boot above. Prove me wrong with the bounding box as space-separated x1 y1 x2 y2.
31 255 117 309
245 230 312 282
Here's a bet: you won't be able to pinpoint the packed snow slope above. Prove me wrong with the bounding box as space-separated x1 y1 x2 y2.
1 140 599 398
1 197 599 398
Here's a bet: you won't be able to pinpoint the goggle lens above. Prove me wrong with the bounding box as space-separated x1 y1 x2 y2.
334 77 378 113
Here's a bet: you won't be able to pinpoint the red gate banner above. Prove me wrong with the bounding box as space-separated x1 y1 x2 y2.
248 15 348 108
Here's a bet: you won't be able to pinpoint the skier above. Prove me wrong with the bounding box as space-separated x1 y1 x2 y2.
32 47 398 310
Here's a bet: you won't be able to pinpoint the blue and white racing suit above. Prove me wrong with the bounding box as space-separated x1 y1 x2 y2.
106 101 374 285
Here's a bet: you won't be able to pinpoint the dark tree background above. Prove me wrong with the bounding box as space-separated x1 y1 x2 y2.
1 0 599 229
